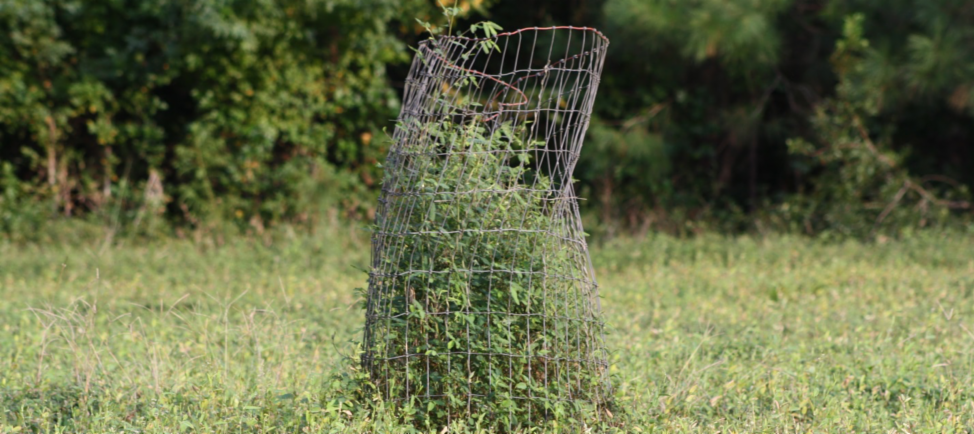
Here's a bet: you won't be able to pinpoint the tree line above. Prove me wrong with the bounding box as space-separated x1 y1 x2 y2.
2 0 972 241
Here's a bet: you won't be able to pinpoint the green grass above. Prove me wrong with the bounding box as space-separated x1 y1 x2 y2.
2 227 974 432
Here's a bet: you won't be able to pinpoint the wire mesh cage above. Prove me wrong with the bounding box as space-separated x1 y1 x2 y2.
362 26 611 429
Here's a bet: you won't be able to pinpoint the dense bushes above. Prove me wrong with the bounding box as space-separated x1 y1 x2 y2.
2 0 972 240
0 0 442 239
573 0 974 237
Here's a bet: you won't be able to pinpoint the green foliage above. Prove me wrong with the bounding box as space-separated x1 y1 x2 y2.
782 12 972 237
365 114 608 430
3 0 974 239
567 0 974 236
579 117 672 237
579 0 799 234
0 0 449 238
0 162 47 240
605 0 790 67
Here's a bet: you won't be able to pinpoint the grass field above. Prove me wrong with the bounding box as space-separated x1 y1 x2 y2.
2 226 974 433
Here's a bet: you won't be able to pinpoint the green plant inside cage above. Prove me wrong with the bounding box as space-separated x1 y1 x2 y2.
365 112 608 429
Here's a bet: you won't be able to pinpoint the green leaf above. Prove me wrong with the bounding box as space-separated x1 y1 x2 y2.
509 281 522 305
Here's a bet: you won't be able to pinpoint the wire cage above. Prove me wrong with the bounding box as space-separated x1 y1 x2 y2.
362 26 611 429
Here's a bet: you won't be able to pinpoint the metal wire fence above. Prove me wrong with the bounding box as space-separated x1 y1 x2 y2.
362 26 611 429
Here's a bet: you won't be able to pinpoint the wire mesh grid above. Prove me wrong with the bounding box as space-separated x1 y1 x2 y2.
362 26 611 429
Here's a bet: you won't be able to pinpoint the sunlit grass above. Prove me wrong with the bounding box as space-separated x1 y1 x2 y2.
2 228 974 432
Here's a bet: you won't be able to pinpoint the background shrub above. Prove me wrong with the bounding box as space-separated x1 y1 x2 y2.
1 0 972 240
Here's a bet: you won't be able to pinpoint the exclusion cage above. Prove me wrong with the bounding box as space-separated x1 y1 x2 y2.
361 26 612 430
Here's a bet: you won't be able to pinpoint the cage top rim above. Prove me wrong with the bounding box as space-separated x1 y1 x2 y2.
426 26 609 45
415 26 608 122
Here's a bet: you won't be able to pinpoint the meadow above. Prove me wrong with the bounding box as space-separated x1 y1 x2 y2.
2 226 974 433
